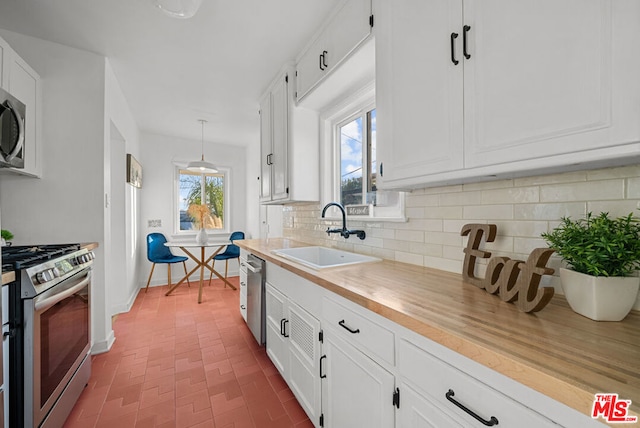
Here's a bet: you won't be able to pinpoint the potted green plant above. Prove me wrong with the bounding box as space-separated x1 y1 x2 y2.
1 229 13 246
542 212 640 321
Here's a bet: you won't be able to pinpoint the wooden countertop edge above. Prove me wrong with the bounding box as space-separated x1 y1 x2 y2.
238 239 640 421
2 271 15 286
80 242 99 251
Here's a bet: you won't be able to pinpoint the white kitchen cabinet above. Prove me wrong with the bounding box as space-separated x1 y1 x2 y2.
321 331 395 428
296 0 372 102
265 282 322 426
259 66 319 204
398 338 560 427
375 0 464 187
0 35 42 178
0 37 9 89
397 382 464 428
376 0 640 190
239 253 248 321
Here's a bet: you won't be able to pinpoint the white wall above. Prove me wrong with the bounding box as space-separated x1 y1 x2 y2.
139 132 248 286
104 59 142 319
0 30 114 351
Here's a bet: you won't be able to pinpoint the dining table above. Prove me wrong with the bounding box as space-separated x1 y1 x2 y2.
164 241 236 303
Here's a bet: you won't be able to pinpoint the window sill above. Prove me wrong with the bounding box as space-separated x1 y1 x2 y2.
323 215 407 223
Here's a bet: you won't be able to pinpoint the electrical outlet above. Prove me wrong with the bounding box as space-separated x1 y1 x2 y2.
148 219 162 228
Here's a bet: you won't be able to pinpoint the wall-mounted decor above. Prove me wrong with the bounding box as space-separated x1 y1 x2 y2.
460 223 555 313
126 154 142 188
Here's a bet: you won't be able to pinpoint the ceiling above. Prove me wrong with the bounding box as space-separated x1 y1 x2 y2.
0 0 342 146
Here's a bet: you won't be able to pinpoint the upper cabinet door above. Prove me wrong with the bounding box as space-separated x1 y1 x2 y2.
375 0 464 186
259 93 272 202
270 75 289 201
463 0 614 168
296 0 372 102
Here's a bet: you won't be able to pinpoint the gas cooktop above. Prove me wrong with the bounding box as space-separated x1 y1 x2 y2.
1 244 81 272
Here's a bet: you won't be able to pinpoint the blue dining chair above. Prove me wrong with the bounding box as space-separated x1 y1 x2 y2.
209 231 245 286
145 233 191 293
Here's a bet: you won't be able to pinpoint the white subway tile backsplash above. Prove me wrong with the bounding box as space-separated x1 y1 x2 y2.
463 204 513 220
514 203 585 220
395 229 425 243
439 191 482 206
481 187 540 204
540 180 624 202
282 165 640 310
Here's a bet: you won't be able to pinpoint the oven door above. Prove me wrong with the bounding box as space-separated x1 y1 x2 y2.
0 88 25 169
26 268 91 427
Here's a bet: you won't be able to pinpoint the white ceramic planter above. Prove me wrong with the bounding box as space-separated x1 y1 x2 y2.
560 268 640 321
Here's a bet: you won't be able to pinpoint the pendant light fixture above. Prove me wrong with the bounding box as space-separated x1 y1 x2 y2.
151 0 202 19
187 119 218 174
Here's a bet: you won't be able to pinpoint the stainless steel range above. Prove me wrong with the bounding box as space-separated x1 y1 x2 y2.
2 244 93 428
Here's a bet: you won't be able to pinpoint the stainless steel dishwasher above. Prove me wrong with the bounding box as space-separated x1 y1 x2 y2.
246 254 266 345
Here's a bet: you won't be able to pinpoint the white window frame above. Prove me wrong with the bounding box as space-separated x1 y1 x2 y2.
320 82 405 221
173 165 231 236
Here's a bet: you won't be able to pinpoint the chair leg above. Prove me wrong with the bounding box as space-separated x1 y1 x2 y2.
145 263 156 293
224 259 229 279
167 263 172 289
183 261 191 287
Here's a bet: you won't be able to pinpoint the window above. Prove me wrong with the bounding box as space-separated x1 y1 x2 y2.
339 108 376 206
320 82 405 221
176 168 228 233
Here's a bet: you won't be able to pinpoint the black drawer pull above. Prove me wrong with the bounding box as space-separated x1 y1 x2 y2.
240 305 246 310
338 320 360 334
450 32 459 65
445 389 498 426
280 318 288 337
320 355 327 378
463 25 471 59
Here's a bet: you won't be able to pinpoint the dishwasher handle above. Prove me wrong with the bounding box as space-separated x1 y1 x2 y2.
246 261 262 273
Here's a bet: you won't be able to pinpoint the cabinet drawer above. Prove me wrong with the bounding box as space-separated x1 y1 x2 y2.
322 296 394 366
399 339 557 427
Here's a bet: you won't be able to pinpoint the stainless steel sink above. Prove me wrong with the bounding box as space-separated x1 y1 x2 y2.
272 246 380 269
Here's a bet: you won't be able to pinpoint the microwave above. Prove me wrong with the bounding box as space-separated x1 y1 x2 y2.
0 87 26 169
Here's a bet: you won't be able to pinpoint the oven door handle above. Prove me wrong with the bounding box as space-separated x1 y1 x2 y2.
34 271 91 312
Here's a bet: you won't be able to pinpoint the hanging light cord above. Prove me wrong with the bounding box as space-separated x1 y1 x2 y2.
200 119 207 161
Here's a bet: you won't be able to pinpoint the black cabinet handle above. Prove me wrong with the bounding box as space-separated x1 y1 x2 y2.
322 50 328 69
320 355 327 378
463 25 471 59
338 320 360 334
280 318 286 336
266 153 273 165
240 305 246 310
450 32 459 65
445 389 499 426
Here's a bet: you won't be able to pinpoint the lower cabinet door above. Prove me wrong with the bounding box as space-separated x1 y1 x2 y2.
398 382 464 428
265 283 288 376
288 302 322 425
321 332 395 428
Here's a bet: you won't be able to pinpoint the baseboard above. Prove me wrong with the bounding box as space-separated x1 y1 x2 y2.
91 329 115 355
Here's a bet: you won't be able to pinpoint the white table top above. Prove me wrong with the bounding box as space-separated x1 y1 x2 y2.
164 241 230 248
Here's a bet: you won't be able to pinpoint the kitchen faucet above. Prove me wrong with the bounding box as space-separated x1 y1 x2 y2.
321 202 366 240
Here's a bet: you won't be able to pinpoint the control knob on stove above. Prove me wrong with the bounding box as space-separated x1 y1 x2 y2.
36 268 60 284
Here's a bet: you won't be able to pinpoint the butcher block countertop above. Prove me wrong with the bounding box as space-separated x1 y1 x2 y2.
237 238 640 421
1 271 15 285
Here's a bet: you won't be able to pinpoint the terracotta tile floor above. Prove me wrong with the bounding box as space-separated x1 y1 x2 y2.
64 277 314 428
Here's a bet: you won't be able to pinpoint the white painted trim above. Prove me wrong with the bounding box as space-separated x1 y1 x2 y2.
91 329 116 355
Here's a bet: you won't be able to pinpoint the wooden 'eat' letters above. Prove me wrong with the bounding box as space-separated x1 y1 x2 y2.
461 224 555 313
